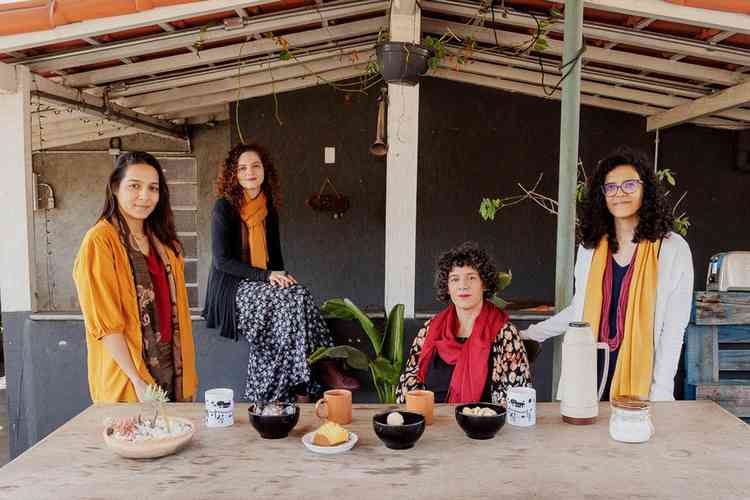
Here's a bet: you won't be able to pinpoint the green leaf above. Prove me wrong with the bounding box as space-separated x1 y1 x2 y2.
496 270 512 291
321 298 383 355
370 357 401 386
666 171 676 186
279 50 292 61
479 197 497 220
673 216 690 236
307 346 329 365
308 345 369 370
384 304 405 368
534 37 549 52
576 182 585 203
321 298 358 320
489 295 509 310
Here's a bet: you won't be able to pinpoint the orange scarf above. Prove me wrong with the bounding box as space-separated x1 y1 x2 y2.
240 191 269 270
583 237 660 399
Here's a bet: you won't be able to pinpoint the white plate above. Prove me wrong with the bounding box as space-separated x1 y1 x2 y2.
302 431 358 454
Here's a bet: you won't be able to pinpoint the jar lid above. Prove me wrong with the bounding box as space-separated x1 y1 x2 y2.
611 395 650 410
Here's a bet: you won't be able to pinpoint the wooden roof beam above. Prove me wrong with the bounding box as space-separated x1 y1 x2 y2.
647 78 750 131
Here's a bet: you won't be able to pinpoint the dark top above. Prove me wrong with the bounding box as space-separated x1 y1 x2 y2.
599 257 629 401
203 197 284 340
424 337 493 403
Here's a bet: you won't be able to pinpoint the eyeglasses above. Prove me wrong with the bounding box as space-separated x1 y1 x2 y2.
602 179 642 197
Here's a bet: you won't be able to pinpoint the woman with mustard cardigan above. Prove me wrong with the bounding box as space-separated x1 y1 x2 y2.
73 151 197 403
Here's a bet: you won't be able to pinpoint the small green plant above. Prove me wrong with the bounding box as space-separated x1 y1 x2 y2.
488 271 513 310
142 384 171 432
479 166 690 236
309 300 405 404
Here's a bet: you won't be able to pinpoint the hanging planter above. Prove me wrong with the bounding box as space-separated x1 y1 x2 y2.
375 42 433 86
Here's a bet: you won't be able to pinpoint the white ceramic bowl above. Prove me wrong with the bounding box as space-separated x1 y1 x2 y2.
301 431 358 455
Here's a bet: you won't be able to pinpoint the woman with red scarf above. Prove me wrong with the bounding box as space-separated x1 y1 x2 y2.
396 242 531 406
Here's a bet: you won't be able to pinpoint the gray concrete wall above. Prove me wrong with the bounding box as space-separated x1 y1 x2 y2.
31 127 227 311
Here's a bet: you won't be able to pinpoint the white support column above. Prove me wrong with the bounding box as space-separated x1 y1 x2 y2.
0 65 36 312
0 61 16 94
384 0 420 317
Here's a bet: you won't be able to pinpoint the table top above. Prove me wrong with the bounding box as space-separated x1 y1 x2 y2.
1 401 748 499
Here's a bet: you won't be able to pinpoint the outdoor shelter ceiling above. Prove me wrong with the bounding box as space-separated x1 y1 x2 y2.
2 0 750 150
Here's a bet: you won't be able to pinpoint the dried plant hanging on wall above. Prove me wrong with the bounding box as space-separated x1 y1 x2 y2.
306 178 350 219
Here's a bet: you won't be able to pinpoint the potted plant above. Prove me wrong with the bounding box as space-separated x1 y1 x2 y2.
309 300 404 403
375 40 434 85
102 384 195 459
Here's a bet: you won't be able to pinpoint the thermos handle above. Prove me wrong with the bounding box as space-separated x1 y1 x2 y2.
596 342 610 400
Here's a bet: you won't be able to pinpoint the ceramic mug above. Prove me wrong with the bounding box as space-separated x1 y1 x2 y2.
405 390 435 425
507 386 536 427
315 389 352 424
205 388 234 428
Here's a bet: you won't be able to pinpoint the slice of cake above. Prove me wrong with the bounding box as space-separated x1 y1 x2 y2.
312 421 349 446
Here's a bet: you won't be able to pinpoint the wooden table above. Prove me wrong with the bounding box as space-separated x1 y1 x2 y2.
1 402 748 499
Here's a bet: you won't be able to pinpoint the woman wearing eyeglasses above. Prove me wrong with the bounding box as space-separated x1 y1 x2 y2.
522 146 693 401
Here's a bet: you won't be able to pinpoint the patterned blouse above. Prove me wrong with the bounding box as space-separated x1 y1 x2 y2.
127 243 175 400
395 319 532 407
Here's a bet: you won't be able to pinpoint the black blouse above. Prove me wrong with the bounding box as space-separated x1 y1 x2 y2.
424 338 493 403
203 197 284 340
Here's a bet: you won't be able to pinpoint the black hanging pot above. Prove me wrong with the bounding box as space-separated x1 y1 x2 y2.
376 42 433 86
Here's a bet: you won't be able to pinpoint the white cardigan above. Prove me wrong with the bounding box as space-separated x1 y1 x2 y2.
522 232 694 401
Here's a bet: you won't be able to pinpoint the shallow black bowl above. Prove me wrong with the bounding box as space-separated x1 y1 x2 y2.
455 402 506 440
372 410 425 450
248 402 300 439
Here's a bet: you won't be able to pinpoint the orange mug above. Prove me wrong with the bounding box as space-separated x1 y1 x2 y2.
406 389 435 425
314 389 352 424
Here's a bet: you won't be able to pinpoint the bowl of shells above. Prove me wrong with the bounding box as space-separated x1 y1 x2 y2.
455 402 506 440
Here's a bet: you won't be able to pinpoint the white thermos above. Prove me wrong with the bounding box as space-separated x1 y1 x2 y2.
557 321 610 425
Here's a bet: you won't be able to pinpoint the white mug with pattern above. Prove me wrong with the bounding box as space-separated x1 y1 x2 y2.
205 388 234 427
507 386 536 427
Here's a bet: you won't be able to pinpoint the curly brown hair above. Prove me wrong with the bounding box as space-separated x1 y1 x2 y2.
579 146 673 253
214 143 281 210
434 242 498 303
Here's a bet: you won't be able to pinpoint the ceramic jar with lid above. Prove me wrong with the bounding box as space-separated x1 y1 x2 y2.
609 395 654 443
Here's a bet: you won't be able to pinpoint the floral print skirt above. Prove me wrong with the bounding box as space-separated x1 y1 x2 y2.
235 281 333 402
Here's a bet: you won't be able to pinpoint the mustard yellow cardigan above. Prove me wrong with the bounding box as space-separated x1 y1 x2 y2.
73 219 198 402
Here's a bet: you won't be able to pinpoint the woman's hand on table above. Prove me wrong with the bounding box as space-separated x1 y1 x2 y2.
269 271 297 288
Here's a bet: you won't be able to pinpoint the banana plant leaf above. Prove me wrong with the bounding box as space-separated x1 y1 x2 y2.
369 357 401 386
383 303 405 368
321 298 383 356
307 345 369 370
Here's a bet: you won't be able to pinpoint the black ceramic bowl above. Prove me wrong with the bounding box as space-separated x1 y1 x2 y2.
248 402 300 439
372 410 425 450
455 402 506 440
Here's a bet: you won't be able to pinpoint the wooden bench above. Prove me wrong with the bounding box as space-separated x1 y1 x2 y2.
685 291 750 421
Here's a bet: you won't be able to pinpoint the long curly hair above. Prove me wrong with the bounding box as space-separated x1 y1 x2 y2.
214 143 281 210
99 151 181 256
579 146 673 253
434 242 498 303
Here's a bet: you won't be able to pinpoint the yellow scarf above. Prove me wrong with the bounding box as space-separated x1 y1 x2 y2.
239 191 269 270
583 237 660 399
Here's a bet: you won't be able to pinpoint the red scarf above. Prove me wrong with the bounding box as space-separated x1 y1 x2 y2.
417 301 508 403
599 247 637 351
